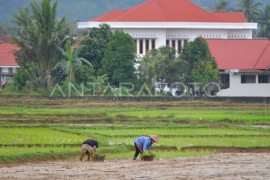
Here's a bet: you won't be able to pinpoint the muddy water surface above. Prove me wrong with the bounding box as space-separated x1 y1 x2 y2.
1 153 270 180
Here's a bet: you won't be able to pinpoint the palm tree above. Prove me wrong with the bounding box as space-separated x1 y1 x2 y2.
54 40 92 82
215 0 229 6
10 0 80 91
258 5 270 39
236 0 263 22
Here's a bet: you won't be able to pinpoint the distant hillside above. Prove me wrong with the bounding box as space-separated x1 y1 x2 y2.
0 0 268 23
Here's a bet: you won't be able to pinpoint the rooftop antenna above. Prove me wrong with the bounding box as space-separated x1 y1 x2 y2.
209 5 228 12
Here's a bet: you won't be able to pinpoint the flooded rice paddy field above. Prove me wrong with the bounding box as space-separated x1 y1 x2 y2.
0 98 270 179
1 153 270 180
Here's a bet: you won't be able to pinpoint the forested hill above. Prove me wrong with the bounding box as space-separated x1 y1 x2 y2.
0 0 268 23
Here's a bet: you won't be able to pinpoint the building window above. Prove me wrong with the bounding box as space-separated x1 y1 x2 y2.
241 75 256 83
178 40 182 54
152 40 155 49
184 40 188 44
139 39 143 54
221 75 229 89
259 75 269 83
166 40 169 46
134 39 137 44
145 39 149 52
8 68 13 74
172 40 175 50
241 75 246 83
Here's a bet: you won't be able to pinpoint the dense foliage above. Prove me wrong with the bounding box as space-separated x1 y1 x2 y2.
181 37 219 93
101 30 137 86
78 24 112 75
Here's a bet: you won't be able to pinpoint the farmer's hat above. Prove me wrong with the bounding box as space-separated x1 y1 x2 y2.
149 135 158 143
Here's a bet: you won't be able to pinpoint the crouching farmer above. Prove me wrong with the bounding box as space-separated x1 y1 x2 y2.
133 135 158 160
80 139 98 161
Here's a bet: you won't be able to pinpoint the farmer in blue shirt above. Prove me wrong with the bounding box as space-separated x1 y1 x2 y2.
133 135 158 160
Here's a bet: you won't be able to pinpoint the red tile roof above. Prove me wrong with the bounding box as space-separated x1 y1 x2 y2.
0 33 11 44
212 12 247 23
254 45 270 69
0 43 19 66
207 39 270 70
90 0 246 23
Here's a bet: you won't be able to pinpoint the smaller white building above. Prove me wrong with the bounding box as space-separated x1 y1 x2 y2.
207 39 270 97
0 43 19 89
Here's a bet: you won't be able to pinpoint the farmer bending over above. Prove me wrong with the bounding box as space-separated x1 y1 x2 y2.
133 135 158 160
80 139 98 161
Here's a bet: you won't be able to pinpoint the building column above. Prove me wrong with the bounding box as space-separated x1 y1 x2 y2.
175 39 178 54
182 40 184 48
137 39 139 54
149 39 152 51
143 39 146 55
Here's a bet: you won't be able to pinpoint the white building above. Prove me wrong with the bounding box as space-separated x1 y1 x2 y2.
208 39 270 97
78 0 256 55
78 0 270 97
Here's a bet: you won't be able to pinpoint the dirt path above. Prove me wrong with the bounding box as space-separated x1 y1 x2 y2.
1 153 270 180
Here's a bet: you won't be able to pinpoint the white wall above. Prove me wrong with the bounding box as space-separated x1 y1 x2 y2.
0 67 17 73
227 29 252 39
124 28 166 50
218 73 270 97
1 67 8 73
109 27 253 55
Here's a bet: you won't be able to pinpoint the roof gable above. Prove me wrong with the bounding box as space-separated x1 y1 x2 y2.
0 33 11 44
113 0 167 22
0 43 19 66
90 0 245 23
157 0 222 22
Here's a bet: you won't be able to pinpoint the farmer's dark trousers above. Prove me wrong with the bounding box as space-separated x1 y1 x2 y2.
134 143 143 157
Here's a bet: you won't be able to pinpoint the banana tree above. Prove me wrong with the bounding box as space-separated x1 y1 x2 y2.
54 40 92 82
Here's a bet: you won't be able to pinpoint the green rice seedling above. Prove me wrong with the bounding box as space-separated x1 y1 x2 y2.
0 127 90 145
93 153 107 157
